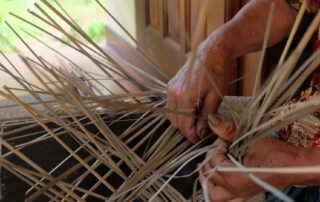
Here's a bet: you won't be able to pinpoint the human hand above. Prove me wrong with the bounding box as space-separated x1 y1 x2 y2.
199 114 300 201
167 44 230 143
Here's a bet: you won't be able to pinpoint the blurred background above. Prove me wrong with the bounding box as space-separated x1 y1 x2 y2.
0 0 107 97
0 0 106 52
0 0 271 99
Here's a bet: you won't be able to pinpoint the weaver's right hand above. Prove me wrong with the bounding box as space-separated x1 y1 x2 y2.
167 42 230 143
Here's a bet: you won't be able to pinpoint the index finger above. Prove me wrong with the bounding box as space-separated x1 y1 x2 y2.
199 164 234 202
177 95 199 143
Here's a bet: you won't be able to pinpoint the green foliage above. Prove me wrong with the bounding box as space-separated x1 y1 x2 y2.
85 21 106 42
0 12 14 48
0 0 105 52
62 20 105 44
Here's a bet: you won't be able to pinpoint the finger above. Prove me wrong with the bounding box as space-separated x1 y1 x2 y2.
208 113 236 142
229 198 246 202
200 174 217 201
199 164 214 187
212 139 228 153
177 107 198 143
208 152 228 169
196 94 221 139
202 163 225 186
199 164 216 197
200 164 235 202
209 186 234 202
206 147 219 160
199 167 217 201
202 163 236 194
177 90 199 143
167 82 178 128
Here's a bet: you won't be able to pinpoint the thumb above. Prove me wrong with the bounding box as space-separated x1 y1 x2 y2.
208 113 236 142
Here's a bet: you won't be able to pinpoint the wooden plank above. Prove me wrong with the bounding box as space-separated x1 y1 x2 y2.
190 0 206 42
146 27 185 76
225 0 241 21
179 0 188 53
168 0 181 43
207 0 225 34
181 0 191 52
148 0 161 31
225 0 241 95
240 51 262 96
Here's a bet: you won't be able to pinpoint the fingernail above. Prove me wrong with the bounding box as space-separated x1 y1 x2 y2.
199 128 209 138
208 113 221 127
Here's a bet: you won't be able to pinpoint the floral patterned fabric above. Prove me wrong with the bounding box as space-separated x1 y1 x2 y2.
277 6 320 147
287 0 320 14
276 1 320 148
268 1 320 201
278 86 320 148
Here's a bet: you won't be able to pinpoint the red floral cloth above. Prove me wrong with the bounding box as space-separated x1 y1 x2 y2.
278 29 320 148
287 0 320 14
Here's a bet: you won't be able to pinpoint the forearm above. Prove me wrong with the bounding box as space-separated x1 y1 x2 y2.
201 0 297 69
288 148 320 186
257 145 320 188
243 138 320 188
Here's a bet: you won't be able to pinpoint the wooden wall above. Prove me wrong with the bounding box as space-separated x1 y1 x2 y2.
106 0 266 96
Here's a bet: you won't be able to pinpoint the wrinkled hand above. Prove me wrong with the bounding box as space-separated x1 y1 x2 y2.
199 115 300 202
167 45 229 143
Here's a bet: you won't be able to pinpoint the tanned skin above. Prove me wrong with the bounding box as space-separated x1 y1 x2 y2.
167 0 297 143
166 0 314 201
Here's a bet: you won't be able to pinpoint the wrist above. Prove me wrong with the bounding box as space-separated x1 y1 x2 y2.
198 27 236 73
291 148 320 186
272 147 320 187
244 139 304 188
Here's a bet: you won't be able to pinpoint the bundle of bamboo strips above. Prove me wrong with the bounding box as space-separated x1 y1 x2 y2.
0 0 320 201
0 0 212 201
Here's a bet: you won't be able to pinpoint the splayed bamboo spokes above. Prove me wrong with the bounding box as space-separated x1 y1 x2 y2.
2 1 320 201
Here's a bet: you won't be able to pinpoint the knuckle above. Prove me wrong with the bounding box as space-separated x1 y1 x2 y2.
169 120 178 128
188 93 198 105
211 157 219 166
176 89 185 99
183 130 191 138
167 86 176 96
168 93 178 104
186 133 197 143
209 191 216 202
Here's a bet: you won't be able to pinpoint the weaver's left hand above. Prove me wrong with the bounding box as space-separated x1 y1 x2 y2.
199 114 300 202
